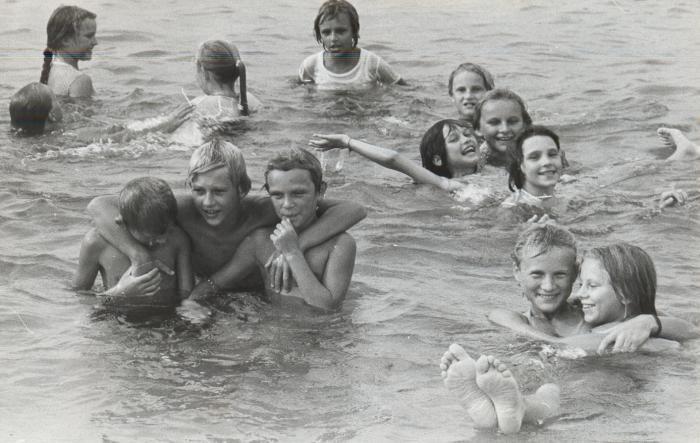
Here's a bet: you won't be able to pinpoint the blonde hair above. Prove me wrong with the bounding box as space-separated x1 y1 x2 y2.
187 139 251 196
512 224 577 270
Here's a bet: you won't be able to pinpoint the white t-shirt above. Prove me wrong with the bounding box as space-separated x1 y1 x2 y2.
298 49 401 90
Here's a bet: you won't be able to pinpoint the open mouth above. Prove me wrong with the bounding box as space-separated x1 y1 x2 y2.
461 145 477 155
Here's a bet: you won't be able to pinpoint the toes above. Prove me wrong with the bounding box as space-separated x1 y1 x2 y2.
448 343 470 360
475 355 490 374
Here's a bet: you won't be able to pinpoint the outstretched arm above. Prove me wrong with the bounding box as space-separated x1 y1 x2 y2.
309 134 450 190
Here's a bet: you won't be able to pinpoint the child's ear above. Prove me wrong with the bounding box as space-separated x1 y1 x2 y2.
319 181 327 198
114 215 124 225
432 155 442 167
512 263 522 283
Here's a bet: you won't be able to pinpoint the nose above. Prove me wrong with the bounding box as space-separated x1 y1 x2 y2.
282 195 294 209
203 191 215 206
498 121 509 132
541 274 555 291
466 88 477 99
573 285 586 301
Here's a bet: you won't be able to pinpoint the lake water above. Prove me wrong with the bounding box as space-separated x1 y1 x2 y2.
1 0 699 441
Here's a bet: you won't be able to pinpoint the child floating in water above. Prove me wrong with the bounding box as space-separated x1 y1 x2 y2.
298 0 405 90
9 83 62 135
309 119 491 203
188 148 357 312
73 177 193 314
41 5 98 98
172 40 261 146
447 62 494 126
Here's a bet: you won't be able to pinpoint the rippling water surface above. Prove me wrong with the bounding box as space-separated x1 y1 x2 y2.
2 0 699 441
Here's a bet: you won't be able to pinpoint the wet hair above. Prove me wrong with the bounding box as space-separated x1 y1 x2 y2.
9 83 53 135
187 139 252 196
119 177 177 237
419 119 475 178
40 5 96 84
195 40 248 111
447 62 495 96
512 224 577 271
264 147 324 192
314 0 360 48
507 125 561 191
584 243 657 319
473 88 532 131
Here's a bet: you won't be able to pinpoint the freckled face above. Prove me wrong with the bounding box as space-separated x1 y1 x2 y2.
479 99 526 154
450 71 487 122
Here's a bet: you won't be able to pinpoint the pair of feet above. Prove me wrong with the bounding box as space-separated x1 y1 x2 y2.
440 343 559 434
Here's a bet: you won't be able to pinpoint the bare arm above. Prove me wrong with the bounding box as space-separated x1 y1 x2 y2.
72 229 102 290
68 74 94 98
174 228 194 299
298 198 366 251
309 134 450 190
272 219 356 311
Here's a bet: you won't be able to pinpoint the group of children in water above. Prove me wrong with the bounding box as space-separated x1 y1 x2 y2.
7 0 700 435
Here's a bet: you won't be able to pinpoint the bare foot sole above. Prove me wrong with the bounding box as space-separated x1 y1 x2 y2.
523 383 560 424
475 355 525 434
658 127 700 161
440 344 497 429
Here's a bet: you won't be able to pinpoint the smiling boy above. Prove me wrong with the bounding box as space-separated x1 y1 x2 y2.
189 147 356 311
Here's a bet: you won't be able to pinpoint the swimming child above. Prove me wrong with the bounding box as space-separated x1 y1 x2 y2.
87 139 365 294
10 82 62 135
298 0 405 90
447 62 494 125
440 344 560 434
488 224 697 353
189 147 356 312
501 125 564 210
309 120 491 203
657 127 700 161
172 40 261 146
73 177 193 313
474 88 532 167
40 5 98 98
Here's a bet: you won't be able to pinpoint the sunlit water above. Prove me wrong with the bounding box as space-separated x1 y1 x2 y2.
2 0 699 441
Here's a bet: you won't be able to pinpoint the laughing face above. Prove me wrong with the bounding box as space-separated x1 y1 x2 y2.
478 99 526 154
514 246 577 318
442 124 480 175
190 166 241 227
450 70 487 123
520 135 563 196
574 258 626 327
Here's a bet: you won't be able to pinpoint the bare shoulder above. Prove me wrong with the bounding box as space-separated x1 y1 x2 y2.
69 73 94 98
79 227 110 258
168 225 191 247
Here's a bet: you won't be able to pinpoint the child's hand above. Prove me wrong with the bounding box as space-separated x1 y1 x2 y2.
270 218 300 256
659 189 688 209
308 134 351 151
112 265 161 297
597 315 656 354
265 251 294 294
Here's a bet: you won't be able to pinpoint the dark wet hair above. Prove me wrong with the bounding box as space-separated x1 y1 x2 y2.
264 147 324 192
507 125 561 191
447 62 495 96
40 5 96 84
314 0 360 48
419 119 474 178
10 82 53 135
473 88 532 131
119 177 177 236
585 243 657 319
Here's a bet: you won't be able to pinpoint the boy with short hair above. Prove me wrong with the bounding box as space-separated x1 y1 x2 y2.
189 147 356 311
73 177 193 312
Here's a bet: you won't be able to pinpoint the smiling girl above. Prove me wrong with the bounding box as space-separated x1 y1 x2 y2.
298 0 404 89
40 5 98 98
447 63 494 126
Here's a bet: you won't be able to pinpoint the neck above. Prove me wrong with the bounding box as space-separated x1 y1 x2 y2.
56 52 79 69
450 164 477 178
523 182 555 197
324 48 360 65
205 83 237 98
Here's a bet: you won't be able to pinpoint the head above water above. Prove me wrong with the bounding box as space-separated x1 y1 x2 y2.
512 224 577 272
118 177 177 241
264 147 324 193
187 139 252 197
40 5 97 84
10 82 53 135
314 0 360 48
583 243 657 320
473 88 532 131
419 119 476 178
196 40 241 85
447 62 494 97
508 125 561 192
